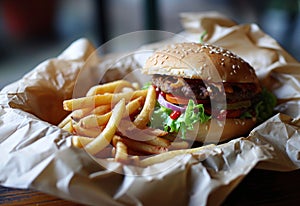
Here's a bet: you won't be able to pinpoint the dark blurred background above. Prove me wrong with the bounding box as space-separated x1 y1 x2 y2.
1 0 299 88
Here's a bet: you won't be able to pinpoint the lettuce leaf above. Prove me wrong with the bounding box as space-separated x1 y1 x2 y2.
141 82 152 90
150 100 211 139
240 87 277 122
255 87 277 123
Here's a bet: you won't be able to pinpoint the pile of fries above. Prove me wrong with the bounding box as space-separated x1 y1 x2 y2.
59 80 213 167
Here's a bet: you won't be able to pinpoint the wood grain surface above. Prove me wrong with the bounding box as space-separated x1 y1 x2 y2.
1 169 300 205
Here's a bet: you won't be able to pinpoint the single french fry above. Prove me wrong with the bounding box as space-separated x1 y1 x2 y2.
126 96 144 116
72 135 94 148
79 112 112 128
71 107 93 120
63 90 147 111
85 99 126 155
118 126 170 148
112 135 122 147
119 137 168 155
139 144 215 167
168 141 190 150
86 80 134 96
62 120 74 133
131 82 140 90
134 85 156 128
145 136 170 148
73 123 102 138
90 104 111 115
115 140 129 163
144 128 168 137
58 113 72 128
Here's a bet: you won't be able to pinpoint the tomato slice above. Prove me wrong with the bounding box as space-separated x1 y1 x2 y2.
165 94 189 104
165 94 209 105
170 110 181 120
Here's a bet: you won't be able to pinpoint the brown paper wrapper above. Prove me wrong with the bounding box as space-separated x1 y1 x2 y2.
1 12 300 205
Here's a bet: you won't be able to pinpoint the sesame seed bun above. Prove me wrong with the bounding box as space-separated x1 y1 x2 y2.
194 118 257 143
143 42 259 84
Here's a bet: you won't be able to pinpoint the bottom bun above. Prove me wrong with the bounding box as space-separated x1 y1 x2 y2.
185 118 256 143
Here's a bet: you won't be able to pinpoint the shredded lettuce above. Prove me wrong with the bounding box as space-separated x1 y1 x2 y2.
240 87 277 122
150 100 211 139
141 82 152 90
199 30 207 43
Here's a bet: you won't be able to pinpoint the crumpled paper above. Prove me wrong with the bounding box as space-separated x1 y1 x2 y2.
1 12 300 206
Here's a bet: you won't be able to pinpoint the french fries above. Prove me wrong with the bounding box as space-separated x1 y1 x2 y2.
73 123 102 138
63 90 147 111
59 79 216 167
86 80 135 96
114 140 129 163
133 85 156 128
112 135 168 155
78 96 144 128
85 99 125 155
139 144 215 167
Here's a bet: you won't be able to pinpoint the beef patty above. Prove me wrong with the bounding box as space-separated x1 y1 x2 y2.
152 74 261 103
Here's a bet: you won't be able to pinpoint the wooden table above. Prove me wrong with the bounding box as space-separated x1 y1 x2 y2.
1 169 300 205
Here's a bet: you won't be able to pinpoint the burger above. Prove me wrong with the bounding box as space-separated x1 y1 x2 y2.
142 42 276 142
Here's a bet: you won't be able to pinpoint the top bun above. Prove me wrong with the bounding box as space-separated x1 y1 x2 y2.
143 42 259 84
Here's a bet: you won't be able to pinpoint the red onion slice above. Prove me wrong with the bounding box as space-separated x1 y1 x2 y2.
157 93 186 112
